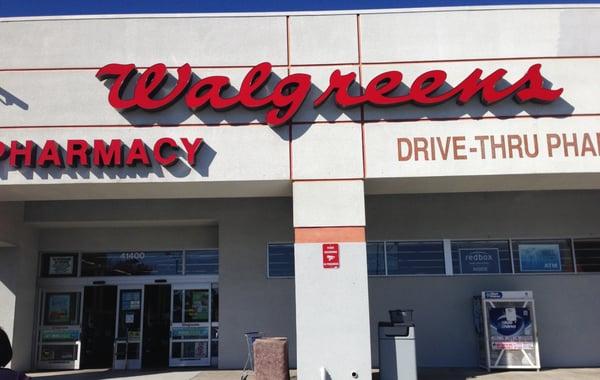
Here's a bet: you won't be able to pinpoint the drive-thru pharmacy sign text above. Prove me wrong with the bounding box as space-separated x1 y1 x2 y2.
96 62 562 127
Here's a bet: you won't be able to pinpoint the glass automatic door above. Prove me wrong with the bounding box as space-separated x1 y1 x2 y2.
170 285 211 367
113 286 143 370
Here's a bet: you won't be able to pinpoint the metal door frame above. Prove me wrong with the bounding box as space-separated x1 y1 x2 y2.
169 283 212 367
113 284 145 370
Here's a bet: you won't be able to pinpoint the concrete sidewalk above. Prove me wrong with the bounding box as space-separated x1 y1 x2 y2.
27 368 600 380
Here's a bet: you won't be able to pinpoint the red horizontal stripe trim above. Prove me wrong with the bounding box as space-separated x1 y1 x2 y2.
362 55 600 66
292 178 363 182
0 55 598 72
1 113 598 130
0 64 289 72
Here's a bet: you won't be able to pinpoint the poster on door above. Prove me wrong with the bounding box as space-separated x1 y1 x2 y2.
186 291 209 322
48 256 75 276
47 294 71 325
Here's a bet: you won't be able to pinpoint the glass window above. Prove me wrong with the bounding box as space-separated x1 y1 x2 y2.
172 290 183 323
115 342 140 360
211 285 219 322
183 341 208 359
172 342 182 359
40 254 78 277
211 340 219 359
385 241 445 275
43 292 80 326
574 239 600 272
452 240 512 274
512 239 574 273
81 251 183 276
268 243 295 278
367 242 386 275
40 344 78 361
185 250 219 275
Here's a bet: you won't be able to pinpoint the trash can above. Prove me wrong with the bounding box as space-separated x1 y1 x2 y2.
378 321 417 380
253 337 290 380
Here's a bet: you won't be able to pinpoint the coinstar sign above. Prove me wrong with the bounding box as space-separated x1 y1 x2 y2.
459 248 500 274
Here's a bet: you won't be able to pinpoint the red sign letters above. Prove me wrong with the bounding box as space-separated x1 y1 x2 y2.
0 138 203 168
97 62 563 127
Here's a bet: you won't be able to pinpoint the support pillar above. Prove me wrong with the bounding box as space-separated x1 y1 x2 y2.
293 180 372 380
0 202 39 371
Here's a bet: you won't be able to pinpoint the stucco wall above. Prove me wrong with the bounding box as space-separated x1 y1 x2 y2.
38 225 219 252
217 198 296 369
1 6 600 200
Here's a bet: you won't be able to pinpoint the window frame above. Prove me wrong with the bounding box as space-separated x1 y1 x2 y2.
40 248 219 278
184 249 219 275
366 237 596 277
40 253 80 278
449 239 514 276
511 237 575 274
569 238 600 274
382 239 447 277
366 241 387 277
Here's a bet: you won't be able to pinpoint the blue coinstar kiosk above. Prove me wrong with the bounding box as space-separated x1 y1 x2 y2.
473 291 541 371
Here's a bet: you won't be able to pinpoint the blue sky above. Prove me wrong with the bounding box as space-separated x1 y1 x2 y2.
0 0 598 18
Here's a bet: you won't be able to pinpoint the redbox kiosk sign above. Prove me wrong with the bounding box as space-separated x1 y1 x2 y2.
322 244 340 269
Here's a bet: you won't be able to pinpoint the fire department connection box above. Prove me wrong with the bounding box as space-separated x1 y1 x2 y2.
473 291 540 371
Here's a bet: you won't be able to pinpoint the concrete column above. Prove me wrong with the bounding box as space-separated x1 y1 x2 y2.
0 202 39 371
293 180 372 380
217 198 296 369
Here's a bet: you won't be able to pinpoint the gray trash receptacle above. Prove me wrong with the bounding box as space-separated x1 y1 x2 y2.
378 322 417 380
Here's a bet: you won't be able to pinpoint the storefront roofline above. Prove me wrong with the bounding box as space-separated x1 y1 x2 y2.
1 3 599 23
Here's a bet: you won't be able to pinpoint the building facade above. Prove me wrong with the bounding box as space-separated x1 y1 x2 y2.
1 4 600 379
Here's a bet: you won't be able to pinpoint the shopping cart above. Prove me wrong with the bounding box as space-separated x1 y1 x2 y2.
241 331 263 380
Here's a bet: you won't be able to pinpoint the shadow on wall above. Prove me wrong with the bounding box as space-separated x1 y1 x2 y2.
0 87 29 110
100 71 358 133
362 77 574 123
98 70 575 135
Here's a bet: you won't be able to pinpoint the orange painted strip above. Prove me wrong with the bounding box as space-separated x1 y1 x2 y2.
295 227 366 243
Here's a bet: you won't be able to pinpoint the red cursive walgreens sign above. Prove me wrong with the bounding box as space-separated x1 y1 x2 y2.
97 62 563 127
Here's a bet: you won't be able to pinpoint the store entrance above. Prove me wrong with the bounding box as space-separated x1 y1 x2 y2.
36 249 220 371
142 284 172 369
81 286 117 369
